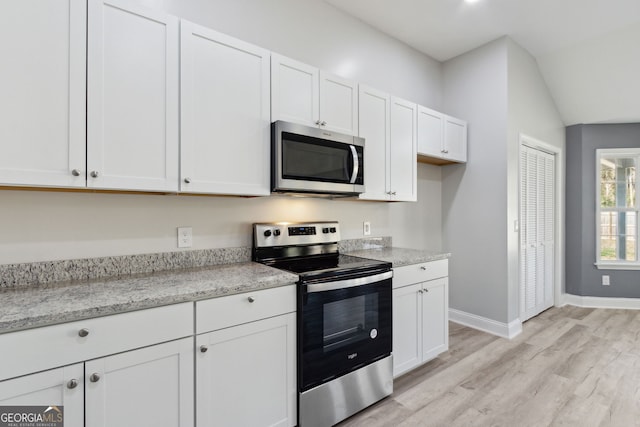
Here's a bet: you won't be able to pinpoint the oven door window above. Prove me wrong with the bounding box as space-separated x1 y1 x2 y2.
300 278 391 391
282 132 363 185
323 294 378 352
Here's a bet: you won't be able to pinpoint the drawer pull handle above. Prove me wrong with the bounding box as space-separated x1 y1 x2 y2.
247 296 255 303
78 328 89 338
67 379 79 389
90 373 101 383
418 289 424 294
420 266 427 271
200 345 208 353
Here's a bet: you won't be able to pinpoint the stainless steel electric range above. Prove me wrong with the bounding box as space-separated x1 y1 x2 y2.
252 221 393 427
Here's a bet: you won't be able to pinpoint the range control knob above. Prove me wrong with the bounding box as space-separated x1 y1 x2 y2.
263 230 272 237
330 227 337 233
273 229 281 236
322 227 329 234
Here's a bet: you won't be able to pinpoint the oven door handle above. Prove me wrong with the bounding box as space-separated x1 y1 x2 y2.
305 271 392 293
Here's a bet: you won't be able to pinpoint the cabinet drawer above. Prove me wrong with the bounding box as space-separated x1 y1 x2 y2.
0 302 193 382
196 285 296 334
393 259 448 289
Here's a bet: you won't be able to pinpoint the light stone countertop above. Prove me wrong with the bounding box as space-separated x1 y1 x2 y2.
345 247 451 267
0 262 297 335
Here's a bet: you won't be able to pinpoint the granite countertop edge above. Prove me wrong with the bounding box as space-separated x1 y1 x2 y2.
1 246 448 335
344 247 451 267
0 262 298 335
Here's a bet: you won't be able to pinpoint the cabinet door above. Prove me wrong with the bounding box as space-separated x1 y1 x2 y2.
271 54 319 127
389 97 417 202
444 115 468 163
358 85 391 201
422 278 449 361
0 364 84 427
319 71 358 135
0 0 86 188
85 338 194 427
180 21 270 195
87 0 179 191
417 106 444 158
392 283 422 378
196 313 296 427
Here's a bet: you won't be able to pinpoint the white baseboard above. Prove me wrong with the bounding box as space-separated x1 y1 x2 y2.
562 293 640 310
449 308 522 339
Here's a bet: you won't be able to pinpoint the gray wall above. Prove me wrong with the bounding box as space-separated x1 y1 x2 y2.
442 37 564 325
566 123 640 297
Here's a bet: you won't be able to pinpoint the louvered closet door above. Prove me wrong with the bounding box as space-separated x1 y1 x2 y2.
520 145 555 321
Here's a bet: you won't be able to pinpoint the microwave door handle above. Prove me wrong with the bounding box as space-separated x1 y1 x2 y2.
349 145 359 184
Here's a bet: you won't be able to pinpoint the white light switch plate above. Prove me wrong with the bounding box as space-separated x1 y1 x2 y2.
177 227 192 248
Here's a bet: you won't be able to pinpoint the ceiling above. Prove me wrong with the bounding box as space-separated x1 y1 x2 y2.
325 0 640 125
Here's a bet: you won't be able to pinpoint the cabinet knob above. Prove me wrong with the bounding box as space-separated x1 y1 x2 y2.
71 169 81 177
200 345 208 353
90 373 101 383
247 296 255 303
420 266 427 271
391 191 397 196
67 379 79 389
418 289 424 294
90 171 99 178
184 177 191 184
315 120 321 125
78 328 89 338
320 121 327 126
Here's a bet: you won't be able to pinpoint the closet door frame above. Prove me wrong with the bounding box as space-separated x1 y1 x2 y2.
518 134 564 321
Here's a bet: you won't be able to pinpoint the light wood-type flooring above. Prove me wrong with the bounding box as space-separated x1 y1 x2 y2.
340 305 640 427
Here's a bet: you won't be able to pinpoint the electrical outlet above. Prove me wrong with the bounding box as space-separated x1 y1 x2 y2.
602 275 610 286
363 221 371 236
177 227 193 248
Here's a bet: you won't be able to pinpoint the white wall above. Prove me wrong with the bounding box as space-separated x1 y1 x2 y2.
0 0 444 265
160 0 443 109
441 36 564 325
442 38 510 323
506 39 565 322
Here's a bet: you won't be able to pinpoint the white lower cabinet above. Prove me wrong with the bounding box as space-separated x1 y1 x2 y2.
85 338 194 427
195 286 297 427
0 303 194 427
392 260 449 378
0 339 193 427
0 364 84 426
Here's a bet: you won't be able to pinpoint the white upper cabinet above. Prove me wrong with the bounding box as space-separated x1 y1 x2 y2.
319 71 358 135
0 0 86 188
180 21 271 195
358 85 391 201
271 54 319 128
444 115 468 162
358 87 416 202
390 97 417 202
417 106 444 159
417 106 467 164
272 54 358 135
87 0 179 191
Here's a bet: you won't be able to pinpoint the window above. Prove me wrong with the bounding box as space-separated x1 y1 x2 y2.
597 149 639 268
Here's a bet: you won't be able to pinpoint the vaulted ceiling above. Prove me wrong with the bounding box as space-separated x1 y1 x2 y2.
325 0 640 125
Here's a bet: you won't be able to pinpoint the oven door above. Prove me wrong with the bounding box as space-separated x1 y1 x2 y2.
299 270 392 392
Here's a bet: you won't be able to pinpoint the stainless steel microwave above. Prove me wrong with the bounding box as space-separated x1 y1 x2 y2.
271 121 365 196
